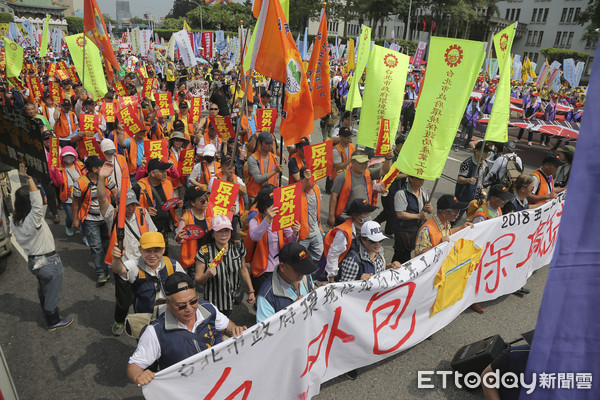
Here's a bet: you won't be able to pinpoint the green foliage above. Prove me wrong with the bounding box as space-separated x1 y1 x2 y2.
167 0 197 19
187 3 255 31
575 0 600 43
288 0 321 33
161 18 186 30
540 48 591 64
0 12 13 23
66 16 84 34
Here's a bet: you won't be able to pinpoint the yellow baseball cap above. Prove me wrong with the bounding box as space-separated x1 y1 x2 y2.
140 232 165 249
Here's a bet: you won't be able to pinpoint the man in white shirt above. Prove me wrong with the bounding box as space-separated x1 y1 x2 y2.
484 141 523 187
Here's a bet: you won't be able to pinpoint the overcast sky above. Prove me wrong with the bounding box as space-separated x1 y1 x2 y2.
96 0 175 20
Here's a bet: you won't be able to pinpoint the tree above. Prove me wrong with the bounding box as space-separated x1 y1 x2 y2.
0 12 13 23
540 48 590 64
66 16 84 34
575 0 600 43
161 17 186 30
187 3 255 31
167 0 199 19
288 0 321 33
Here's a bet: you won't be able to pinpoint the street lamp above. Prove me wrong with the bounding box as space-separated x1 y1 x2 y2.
187 0 204 31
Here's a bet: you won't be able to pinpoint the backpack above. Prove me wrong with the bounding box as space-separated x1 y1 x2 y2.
501 155 523 187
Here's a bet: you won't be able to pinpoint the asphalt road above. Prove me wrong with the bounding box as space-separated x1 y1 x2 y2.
0 121 556 399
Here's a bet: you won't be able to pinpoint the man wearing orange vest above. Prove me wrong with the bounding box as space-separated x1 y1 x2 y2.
527 154 563 206
246 131 285 202
53 99 82 147
101 139 130 197
298 167 324 263
133 158 183 256
327 127 354 194
118 125 149 178
415 195 473 256
97 162 157 336
328 149 392 227
321 198 376 283
288 137 310 184
472 184 514 224
72 156 116 286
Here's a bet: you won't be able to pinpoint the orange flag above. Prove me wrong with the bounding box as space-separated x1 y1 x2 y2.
84 0 120 72
306 7 331 120
250 0 314 146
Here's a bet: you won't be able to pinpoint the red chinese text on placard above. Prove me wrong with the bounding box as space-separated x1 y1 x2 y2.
47 63 57 77
178 148 195 176
119 95 139 110
49 137 60 169
48 81 63 104
113 81 128 96
142 78 155 99
189 97 203 123
138 67 148 79
79 114 100 136
78 137 104 159
272 182 302 231
144 139 168 162
56 69 70 81
117 106 145 137
156 92 174 117
375 118 392 156
102 101 118 123
208 179 240 219
304 140 333 184
256 108 277 134
209 116 234 140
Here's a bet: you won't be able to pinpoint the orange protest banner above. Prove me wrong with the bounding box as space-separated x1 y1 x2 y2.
208 179 240 219
178 148 195 176
119 95 139 110
303 140 333 184
256 108 278 134
79 114 100 136
27 77 44 101
142 78 155 99
208 116 235 140
102 101 118 123
47 63 57 77
56 69 70 81
49 137 60 169
48 81 63 104
189 97 203 123
117 106 145 137
138 67 148 79
113 81 128 96
78 137 104 159
374 118 392 156
69 65 80 82
272 182 302 231
144 139 168 162
156 92 175 117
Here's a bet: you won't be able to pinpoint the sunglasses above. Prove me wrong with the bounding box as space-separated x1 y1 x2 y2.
199 198 208 204
209 108 219 110
175 297 198 310
366 238 383 244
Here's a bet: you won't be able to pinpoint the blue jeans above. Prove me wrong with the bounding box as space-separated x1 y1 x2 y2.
82 219 109 277
298 234 324 264
62 202 73 228
28 253 63 315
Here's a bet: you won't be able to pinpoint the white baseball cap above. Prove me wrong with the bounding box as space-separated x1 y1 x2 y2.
360 221 387 242
211 214 233 231
203 144 217 157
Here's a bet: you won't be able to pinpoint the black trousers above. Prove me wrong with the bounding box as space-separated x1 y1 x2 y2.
114 274 133 323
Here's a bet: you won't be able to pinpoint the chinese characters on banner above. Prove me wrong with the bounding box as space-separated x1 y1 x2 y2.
113 81 128 97
303 140 333 184
55 69 69 81
27 77 44 100
142 78 155 99
144 139 168 162
202 31 213 60
256 108 278 134
119 95 139 110
102 102 118 123
138 66 148 79
78 137 104 159
209 116 235 140
47 63 57 77
189 97 203 123
272 182 302 231
156 93 175 117
48 81 63 104
69 65 79 82
142 196 565 400
78 114 100 136
117 106 145 137
208 179 240 219
374 119 391 156
49 137 59 169
178 149 195 176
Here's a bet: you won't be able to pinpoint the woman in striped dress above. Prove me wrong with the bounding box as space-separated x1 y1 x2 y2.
194 215 255 316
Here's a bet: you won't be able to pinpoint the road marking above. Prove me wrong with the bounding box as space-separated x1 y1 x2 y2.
7 170 26 260
447 156 461 163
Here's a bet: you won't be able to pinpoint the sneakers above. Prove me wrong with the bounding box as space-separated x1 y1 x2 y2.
528 141 533 146
112 321 124 336
47 316 74 331
345 369 359 380
65 226 74 237
97 274 110 286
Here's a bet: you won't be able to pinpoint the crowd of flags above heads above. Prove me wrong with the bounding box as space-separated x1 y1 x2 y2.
1 1 586 176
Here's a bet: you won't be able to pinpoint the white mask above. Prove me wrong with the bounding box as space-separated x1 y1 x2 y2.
63 156 75 164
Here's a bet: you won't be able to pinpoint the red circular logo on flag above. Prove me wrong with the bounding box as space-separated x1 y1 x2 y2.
444 45 464 68
9 43 17 51
76 36 86 48
499 33 509 52
383 54 399 69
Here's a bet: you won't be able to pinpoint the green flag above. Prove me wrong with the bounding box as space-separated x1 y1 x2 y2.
4 37 23 78
280 0 289 21
40 14 50 57
484 23 516 142
65 34 108 100
356 45 410 148
396 37 485 180
345 25 371 111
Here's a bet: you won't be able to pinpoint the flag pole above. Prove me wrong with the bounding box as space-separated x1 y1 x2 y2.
231 24 251 165
230 22 250 113
278 84 285 187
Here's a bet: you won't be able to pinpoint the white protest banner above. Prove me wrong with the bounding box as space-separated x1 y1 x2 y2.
167 35 176 61
143 194 565 399
574 61 585 87
139 29 151 57
173 29 197 67
131 27 140 55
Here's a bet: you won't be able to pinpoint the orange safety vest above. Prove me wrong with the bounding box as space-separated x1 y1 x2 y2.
299 185 321 241
288 152 305 184
126 137 147 174
151 121 170 140
246 152 279 198
418 216 445 250
334 168 375 217
531 169 553 205
168 149 183 189
173 112 193 139
111 154 130 187
59 161 86 202
136 177 178 225
202 131 223 152
244 212 284 277
322 218 354 265
198 161 221 188
54 110 79 139
39 105 52 122
104 207 150 265
178 210 211 269
75 175 104 221
472 202 503 221
331 143 355 180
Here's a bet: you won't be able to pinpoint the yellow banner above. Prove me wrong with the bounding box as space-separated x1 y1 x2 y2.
64 34 108 100
3 38 23 78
